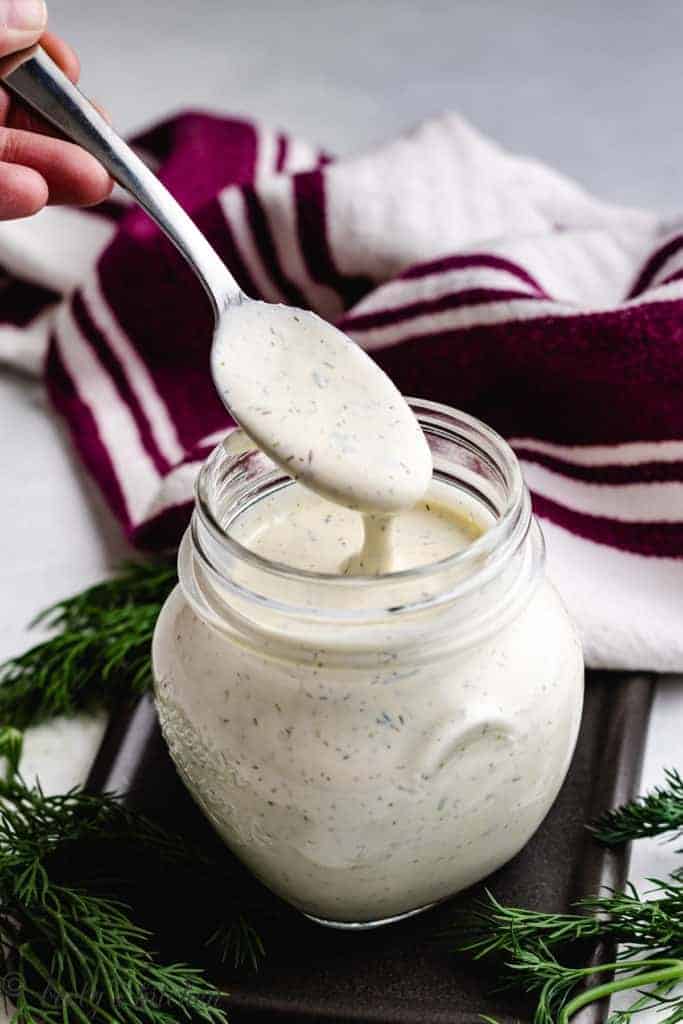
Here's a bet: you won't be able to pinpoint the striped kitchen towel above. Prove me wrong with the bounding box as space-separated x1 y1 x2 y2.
0 110 681 672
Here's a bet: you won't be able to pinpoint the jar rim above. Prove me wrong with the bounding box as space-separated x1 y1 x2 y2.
192 400 531 609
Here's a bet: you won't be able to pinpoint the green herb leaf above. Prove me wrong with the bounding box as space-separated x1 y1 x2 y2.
451 773 683 1024
0 560 177 729
0 561 267 1019
591 769 683 845
0 726 23 781
0 774 266 1022
207 914 266 973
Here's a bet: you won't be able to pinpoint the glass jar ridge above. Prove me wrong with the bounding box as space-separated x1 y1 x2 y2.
182 400 545 659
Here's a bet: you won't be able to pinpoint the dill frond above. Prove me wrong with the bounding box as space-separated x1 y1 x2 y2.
455 883 683 964
452 772 683 1024
0 774 266 1022
0 561 266 1021
452 890 683 1024
0 726 23 780
5 885 227 1024
207 914 266 973
592 769 683 845
0 560 177 729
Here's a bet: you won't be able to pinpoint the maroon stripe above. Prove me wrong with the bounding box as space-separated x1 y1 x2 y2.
181 429 237 466
343 287 544 332
187 443 226 462
275 133 287 173
131 113 260 191
293 169 374 309
396 253 549 297
130 117 174 162
81 198 128 224
660 267 683 287
45 336 131 531
210 197 262 299
531 492 683 558
127 114 260 226
516 449 683 484
71 291 170 473
95 205 236 456
132 500 193 551
0 275 58 327
628 234 683 298
243 185 310 307
367 296 683 446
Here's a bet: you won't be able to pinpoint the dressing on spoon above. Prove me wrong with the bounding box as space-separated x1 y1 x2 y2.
211 301 432 515
211 301 434 573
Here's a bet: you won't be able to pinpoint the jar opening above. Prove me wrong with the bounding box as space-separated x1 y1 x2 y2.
185 400 541 630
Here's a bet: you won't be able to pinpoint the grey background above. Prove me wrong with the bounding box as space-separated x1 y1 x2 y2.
53 0 680 212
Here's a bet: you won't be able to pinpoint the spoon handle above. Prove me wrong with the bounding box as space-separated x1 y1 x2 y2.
1 46 242 317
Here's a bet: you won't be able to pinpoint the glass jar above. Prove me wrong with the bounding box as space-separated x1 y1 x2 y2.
152 400 584 929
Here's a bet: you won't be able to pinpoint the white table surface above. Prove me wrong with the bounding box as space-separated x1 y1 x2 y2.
2 1 682 1018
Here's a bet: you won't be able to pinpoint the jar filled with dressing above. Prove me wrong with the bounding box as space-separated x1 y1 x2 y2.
152 400 584 928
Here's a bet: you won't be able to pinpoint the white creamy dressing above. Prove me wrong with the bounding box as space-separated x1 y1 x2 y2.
154 537 582 922
211 300 434 577
152 303 584 924
211 301 433 516
229 485 486 576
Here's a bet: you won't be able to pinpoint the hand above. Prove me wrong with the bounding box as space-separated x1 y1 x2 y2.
0 0 112 219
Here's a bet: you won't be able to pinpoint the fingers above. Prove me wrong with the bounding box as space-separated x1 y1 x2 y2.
0 30 82 135
0 0 47 58
40 30 79 82
0 22 114 216
38 33 110 124
0 160 47 217
0 126 112 206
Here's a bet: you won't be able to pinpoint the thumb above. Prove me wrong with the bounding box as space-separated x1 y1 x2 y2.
0 0 47 58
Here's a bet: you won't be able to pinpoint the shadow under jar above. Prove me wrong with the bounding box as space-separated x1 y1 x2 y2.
152 400 584 929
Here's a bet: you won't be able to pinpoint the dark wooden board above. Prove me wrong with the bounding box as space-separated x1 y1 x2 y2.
87 671 654 1024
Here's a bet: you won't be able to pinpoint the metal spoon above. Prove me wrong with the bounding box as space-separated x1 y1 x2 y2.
1 46 432 513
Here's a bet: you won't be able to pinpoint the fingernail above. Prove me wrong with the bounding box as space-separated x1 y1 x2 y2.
3 0 47 31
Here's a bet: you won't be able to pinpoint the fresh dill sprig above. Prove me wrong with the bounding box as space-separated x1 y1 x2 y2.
457 883 683 963
0 561 267 1020
452 889 683 1024
0 773 268 1021
5 885 227 1024
0 775 208 886
0 726 23 780
0 560 177 729
0 560 267 973
508 948 681 1024
0 772 266 959
451 772 683 1024
591 769 683 845
207 914 267 973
